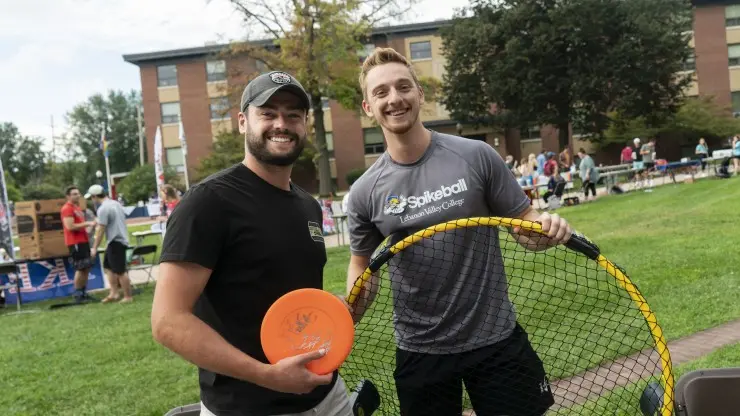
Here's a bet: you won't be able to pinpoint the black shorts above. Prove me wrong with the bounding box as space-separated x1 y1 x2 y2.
394 323 554 416
103 241 128 274
68 243 93 271
644 161 655 170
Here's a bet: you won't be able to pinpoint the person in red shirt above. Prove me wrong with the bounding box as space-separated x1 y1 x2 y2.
620 143 633 164
543 152 559 177
160 184 181 219
61 186 96 302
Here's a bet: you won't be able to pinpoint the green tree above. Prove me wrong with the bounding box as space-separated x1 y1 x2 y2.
43 160 89 190
3 171 22 202
0 122 47 187
441 0 694 150
66 90 143 187
220 0 417 196
194 129 245 181
116 164 182 204
605 96 740 144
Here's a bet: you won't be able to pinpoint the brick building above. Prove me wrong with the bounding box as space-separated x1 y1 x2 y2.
122 2 737 192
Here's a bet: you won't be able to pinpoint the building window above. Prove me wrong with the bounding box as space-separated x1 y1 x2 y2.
732 92 740 113
210 97 231 120
410 41 432 60
683 51 696 71
520 124 541 140
363 128 385 154
727 5 740 27
166 147 184 167
206 60 227 82
729 44 740 66
157 65 177 87
161 102 181 124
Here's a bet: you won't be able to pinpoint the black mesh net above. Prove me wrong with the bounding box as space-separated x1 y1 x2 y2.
340 218 672 416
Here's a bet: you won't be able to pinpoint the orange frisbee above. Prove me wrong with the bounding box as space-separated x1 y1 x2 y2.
261 288 354 375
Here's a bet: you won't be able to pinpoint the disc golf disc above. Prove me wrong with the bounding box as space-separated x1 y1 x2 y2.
261 288 354 375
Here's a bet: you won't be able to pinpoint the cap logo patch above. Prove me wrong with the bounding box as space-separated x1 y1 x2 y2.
270 72 292 84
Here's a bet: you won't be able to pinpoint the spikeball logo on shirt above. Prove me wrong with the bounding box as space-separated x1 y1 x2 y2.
383 195 408 215
384 179 469 217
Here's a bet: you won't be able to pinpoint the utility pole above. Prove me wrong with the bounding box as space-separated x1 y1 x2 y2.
137 105 145 166
50 115 56 163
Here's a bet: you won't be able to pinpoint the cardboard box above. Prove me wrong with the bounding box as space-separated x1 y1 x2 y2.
15 199 70 259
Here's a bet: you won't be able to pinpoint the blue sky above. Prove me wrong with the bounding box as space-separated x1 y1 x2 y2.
0 0 467 151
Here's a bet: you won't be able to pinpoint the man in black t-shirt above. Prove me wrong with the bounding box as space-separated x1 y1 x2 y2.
152 71 353 416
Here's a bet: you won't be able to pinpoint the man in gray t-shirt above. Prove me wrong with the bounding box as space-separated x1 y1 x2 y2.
86 184 134 303
347 48 574 416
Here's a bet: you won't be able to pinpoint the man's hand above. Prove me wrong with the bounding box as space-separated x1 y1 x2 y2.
260 349 334 394
512 211 572 251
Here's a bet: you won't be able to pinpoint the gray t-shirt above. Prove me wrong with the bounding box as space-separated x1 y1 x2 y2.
641 143 655 163
347 131 530 354
97 199 129 246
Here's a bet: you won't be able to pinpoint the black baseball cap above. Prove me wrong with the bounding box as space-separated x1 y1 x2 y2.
240 71 311 112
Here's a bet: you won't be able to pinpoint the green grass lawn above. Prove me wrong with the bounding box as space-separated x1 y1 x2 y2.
1 177 738 415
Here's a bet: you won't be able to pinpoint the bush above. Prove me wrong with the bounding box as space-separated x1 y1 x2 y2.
21 183 65 201
346 168 367 186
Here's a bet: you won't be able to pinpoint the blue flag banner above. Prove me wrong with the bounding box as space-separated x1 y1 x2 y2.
0 256 106 304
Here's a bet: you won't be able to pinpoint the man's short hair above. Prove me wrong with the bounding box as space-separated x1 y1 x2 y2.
65 186 79 196
579 148 587 154
359 47 422 100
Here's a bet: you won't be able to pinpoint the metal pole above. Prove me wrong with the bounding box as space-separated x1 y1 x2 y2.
182 143 190 190
138 105 145 166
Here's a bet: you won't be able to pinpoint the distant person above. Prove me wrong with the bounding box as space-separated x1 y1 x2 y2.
641 138 657 190
159 184 181 220
61 186 96 303
536 151 547 176
559 147 571 170
733 135 740 176
695 138 709 172
577 148 599 201
518 156 534 186
86 184 133 304
621 142 633 165
542 170 566 205
543 152 558 177
631 138 644 188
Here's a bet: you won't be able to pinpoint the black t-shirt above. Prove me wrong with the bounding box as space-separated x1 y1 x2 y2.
633 145 643 162
159 163 335 415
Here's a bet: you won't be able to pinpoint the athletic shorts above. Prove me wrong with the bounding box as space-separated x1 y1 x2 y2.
644 161 655 170
103 241 128 274
68 243 93 271
393 323 555 416
632 161 644 171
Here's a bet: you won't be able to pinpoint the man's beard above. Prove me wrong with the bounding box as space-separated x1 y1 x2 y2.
246 128 306 167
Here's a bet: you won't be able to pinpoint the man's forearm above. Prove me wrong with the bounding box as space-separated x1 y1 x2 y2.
346 260 378 323
153 312 270 387
92 227 105 251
